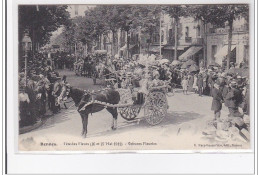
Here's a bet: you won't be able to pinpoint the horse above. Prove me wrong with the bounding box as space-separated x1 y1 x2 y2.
62 85 120 138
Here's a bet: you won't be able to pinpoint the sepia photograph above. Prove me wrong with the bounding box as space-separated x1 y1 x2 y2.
17 4 251 151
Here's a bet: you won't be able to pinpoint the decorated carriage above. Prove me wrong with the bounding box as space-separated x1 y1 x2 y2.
76 83 169 126
116 84 169 125
62 54 172 138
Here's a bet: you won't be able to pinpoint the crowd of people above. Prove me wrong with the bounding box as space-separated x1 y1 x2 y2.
19 49 250 129
70 52 250 120
19 52 70 127
178 62 250 121
51 51 75 70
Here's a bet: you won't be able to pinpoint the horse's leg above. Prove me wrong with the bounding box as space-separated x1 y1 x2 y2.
111 115 115 130
107 107 118 130
80 114 85 136
83 114 89 138
113 108 118 130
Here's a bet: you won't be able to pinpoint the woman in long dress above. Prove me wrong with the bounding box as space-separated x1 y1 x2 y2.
188 74 194 92
182 76 188 95
193 74 198 93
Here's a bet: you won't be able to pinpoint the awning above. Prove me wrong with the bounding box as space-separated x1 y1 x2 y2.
129 44 138 50
120 45 127 51
149 45 162 53
163 45 186 50
178 46 203 60
214 45 236 65
94 50 107 54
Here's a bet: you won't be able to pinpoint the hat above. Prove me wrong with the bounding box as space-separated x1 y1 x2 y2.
220 73 226 77
214 83 220 89
126 72 132 77
212 74 218 79
230 81 238 87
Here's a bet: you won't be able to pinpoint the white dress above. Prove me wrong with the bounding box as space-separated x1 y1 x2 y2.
139 79 149 95
182 79 188 91
193 76 198 90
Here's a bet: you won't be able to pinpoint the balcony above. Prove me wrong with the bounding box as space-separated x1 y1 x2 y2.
233 24 249 32
185 37 192 43
209 28 216 33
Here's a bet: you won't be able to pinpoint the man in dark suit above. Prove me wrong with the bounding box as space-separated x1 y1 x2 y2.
211 82 223 120
197 73 204 96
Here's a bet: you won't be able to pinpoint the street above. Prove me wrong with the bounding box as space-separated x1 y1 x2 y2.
18 69 250 151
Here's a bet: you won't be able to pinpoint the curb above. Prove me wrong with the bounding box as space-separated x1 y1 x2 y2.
19 116 48 135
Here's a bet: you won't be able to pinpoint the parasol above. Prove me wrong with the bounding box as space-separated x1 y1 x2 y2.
209 62 221 67
226 68 249 77
158 59 169 64
188 64 199 72
94 50 107 54
171 60 181 66
185 59 196 66
181 59 196 69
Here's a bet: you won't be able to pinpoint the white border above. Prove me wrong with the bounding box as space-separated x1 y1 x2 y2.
6 0 256 174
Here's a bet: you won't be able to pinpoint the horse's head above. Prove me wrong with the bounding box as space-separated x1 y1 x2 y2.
81 91 92 102
63 86 89 106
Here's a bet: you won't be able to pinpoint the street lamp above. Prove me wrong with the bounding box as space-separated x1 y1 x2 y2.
21 30 32 87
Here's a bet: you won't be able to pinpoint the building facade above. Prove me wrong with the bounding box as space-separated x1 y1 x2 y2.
146 15 205 65
206 17 249 66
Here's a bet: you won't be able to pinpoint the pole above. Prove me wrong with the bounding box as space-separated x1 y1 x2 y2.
174 17 178 60
75 43 77 62
139 27 141 54
25 51 28 87
159 13 162 56
203 22 207 68
118 29 121 56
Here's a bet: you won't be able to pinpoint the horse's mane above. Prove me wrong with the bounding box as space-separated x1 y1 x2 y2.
70 87 85 106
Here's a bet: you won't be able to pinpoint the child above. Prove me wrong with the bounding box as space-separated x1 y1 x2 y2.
182 76 188 95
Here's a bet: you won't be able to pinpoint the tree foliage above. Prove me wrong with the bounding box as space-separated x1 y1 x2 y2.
19 5 70 47
58 4 249 59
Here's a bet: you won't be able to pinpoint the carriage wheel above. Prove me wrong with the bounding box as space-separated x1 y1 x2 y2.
144 91 167 125
119 105 142 121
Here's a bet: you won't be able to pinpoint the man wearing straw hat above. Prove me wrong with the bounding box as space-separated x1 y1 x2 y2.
211 81 223 120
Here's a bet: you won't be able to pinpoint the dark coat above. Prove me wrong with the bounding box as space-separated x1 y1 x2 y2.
222 85 229 101
202 73 208 88
225 88 242 108
211 87 223 111
197 76 203 88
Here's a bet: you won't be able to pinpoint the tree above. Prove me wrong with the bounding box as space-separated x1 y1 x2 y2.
190 4 249 69
164 5 188 60
129 5 162 55
187 5 213 67
19 5 70 57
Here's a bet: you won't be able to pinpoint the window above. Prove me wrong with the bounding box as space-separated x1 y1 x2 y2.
75 5 79 16
153 33 160 43
169 29 173 43
185 27 189 37
197 26 201 37
211 45 217 61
